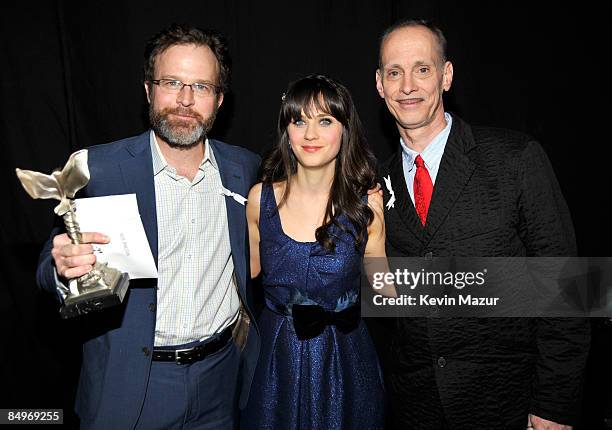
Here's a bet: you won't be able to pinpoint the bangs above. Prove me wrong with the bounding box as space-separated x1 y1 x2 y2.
279 80 347 127
285 92 332 121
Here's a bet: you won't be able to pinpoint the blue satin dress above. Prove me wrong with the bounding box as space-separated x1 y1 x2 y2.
242 184 385 430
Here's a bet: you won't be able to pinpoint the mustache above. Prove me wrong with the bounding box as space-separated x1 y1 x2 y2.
160 107 204 121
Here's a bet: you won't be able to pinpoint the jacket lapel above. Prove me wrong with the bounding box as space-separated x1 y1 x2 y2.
423 116 477 241
386 149 428 245
209 140 248 298
118 132 158 265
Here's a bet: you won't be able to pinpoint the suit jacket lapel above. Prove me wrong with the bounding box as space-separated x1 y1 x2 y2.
386 149 428 244
119 132 158 265
423 116 477 241
209 140 247 298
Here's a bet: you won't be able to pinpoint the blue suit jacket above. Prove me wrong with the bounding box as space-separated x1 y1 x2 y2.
37 131 261 429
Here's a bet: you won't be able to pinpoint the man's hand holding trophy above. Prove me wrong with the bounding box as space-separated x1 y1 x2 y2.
16 149 130 318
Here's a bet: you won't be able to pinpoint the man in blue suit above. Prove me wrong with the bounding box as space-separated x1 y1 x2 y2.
36 24 260 429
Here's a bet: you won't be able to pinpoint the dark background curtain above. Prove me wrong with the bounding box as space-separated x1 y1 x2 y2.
1 1 609 428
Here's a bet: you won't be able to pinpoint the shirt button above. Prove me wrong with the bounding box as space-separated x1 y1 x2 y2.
187 254 192 259
142 347 151 357
191 218 196 223
437 356 447 368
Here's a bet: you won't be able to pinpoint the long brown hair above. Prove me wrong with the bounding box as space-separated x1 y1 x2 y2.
260 74 377 252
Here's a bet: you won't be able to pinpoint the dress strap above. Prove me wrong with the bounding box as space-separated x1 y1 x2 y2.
259 183 283 235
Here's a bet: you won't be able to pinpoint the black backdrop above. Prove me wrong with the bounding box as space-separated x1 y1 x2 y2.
1 1 609 428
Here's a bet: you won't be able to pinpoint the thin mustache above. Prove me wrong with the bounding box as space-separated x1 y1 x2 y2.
395 97 423 102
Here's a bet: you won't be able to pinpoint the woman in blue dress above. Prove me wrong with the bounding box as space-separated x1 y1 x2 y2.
242 74 391 429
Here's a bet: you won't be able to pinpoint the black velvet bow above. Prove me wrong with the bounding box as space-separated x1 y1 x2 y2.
291 304 360 340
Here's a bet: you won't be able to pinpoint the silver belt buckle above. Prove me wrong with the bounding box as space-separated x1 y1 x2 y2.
174 346 194 364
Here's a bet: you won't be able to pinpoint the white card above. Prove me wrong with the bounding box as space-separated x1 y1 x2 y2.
74 194 158 279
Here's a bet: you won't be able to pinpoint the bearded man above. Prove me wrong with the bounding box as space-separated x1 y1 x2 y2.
36 24 261 430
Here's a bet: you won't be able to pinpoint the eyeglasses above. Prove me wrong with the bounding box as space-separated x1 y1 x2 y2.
150 79 219 97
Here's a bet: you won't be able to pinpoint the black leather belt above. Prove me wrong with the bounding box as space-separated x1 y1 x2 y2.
152 325 233 365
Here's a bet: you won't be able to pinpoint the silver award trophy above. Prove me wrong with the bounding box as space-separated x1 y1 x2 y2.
16 149 130 318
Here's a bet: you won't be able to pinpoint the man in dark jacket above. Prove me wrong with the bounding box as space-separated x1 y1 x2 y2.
374 19 590 430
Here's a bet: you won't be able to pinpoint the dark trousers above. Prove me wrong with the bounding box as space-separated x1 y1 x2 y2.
134 338 240 430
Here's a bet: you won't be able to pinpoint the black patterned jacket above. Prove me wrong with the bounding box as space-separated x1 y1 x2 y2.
377 114 590 430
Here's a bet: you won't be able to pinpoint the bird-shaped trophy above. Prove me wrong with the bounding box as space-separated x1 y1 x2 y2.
16 150 130 318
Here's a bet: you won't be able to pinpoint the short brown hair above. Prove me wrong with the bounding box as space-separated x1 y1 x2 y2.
144 23 231 93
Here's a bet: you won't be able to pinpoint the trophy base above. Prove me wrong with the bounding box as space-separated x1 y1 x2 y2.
60 272 130 319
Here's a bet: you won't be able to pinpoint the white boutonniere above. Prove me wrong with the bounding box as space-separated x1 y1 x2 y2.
383 175 396 210
220 186 247 205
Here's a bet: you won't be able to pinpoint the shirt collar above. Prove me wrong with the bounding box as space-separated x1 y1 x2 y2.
149 130 217 176
400 112 453 170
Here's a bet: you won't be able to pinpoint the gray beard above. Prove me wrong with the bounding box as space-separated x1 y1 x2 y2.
149 105 217 149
